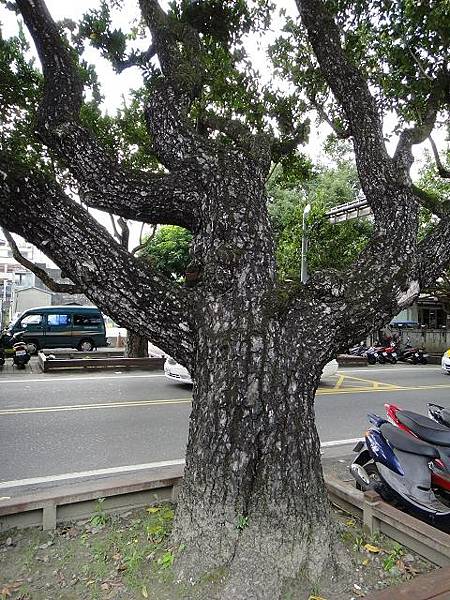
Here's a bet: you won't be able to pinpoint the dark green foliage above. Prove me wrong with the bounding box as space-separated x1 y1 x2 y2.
268 157 372 279
270 0 449 131
140 226 193 281
0 25 45 170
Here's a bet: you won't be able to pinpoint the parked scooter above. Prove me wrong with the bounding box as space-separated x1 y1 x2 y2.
349 342 369 357
384 403 450 494
366 342 397 365
350 413 450 526
428 403 450 429
0 330 31 369
397 337 428 364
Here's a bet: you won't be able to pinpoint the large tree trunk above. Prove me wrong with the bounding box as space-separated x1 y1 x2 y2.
172 159 339 597
124 330 149 358
175 352 337 598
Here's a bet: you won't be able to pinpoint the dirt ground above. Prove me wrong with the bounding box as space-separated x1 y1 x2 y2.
0 496 436 600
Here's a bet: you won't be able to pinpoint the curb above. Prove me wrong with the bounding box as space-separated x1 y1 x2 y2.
1 469 449 568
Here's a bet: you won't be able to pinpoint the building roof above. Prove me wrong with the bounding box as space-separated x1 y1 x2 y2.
15 286 53 295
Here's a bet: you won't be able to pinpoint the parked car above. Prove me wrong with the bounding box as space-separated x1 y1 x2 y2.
164 358 193 384
442 349 450 375
7 305 108 353
164 358 339 385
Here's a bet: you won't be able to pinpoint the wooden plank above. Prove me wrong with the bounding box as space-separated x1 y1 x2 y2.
365 566 450 599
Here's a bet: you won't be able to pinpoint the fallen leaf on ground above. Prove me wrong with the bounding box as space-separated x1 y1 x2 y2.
345 519 355 527
0 581 23 597
364 544 381 553
142 585 148 598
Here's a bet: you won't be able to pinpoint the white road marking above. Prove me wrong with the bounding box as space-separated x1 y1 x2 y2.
0 438 362 491
0 366 438 385
321 437 362 447
0 373 167 385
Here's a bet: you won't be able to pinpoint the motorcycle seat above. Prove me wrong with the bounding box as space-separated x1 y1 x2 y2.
397 410 450 447
380 422 439 458
440 409 450 428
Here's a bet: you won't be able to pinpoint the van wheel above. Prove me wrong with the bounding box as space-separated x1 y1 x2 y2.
78 339 94 352
26 341 39 355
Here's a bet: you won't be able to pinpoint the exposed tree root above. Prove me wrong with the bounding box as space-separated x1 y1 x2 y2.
173 510 348 600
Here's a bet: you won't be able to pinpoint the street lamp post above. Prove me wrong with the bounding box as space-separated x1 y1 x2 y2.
300 203 311 283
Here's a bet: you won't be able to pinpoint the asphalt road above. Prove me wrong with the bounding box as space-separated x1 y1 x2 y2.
1 364 449 496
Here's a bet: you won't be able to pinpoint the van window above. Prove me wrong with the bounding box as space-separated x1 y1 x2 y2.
48 314 71 326
73 313 102 326
21 314 43 326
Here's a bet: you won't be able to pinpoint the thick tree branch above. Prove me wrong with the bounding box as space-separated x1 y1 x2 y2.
16 0 203 227
294 0 420 340
429 135 450 179
417 217 450 290
198 111 272 163
1 228 82 294
0 159 195 368
138 0 203 97
411 184 450 217
393 76 448 173
296 0 394 208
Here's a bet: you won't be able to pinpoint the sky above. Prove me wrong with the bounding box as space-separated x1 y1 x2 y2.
0 0 447 260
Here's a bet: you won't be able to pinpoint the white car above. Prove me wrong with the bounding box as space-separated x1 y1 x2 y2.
164 358 339 385
442 349 450 375
164 357 193 384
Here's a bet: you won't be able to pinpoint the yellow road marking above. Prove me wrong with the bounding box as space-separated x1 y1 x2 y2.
0 398 192 416
317 383 450 396
334 373 399 390
2 383 450 415
333 374 346 391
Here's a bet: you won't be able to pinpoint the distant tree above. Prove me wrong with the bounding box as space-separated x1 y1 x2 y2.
268 155 373 280
140 225 192 281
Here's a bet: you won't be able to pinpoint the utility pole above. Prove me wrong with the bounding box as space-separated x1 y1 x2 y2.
301 203 311 283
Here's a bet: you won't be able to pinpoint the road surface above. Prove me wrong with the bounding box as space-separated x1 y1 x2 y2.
0 364 449 496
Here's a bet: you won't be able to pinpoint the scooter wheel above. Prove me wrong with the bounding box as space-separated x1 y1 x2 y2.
367 355 376 365
378 356 386 364
420 357 428 365
355 462 380 491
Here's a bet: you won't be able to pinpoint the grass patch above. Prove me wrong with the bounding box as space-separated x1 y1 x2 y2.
0 504 437 600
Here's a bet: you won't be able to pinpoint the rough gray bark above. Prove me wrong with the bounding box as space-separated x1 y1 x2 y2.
1 0 449 597
124 330 149 358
